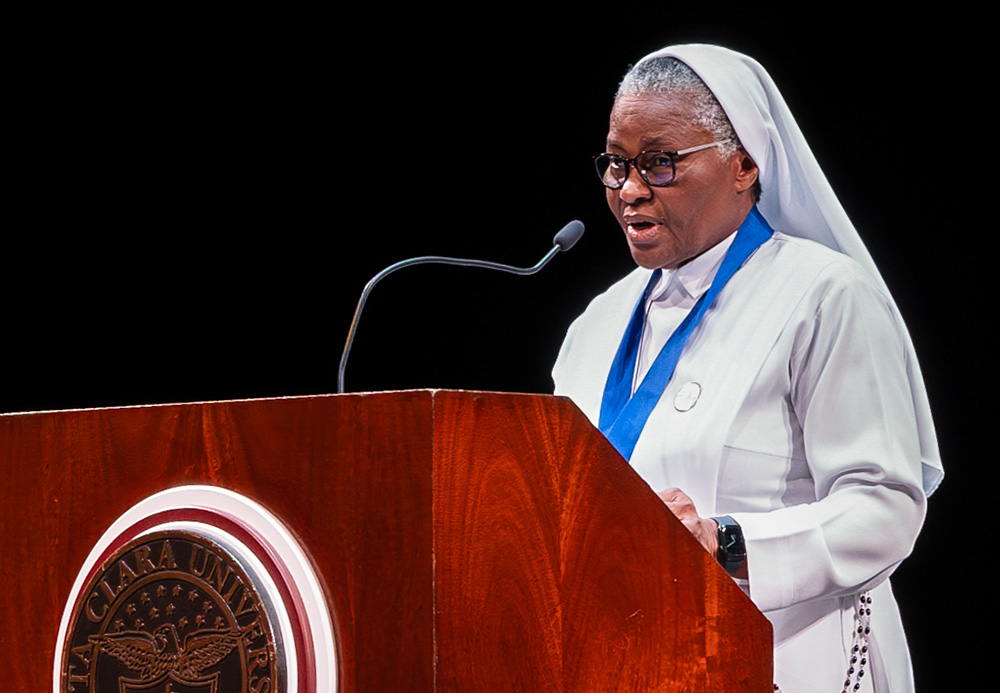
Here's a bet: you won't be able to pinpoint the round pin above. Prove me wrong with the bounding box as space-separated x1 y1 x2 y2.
674 381 701 412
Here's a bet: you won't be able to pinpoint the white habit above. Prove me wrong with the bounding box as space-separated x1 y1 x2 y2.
553 44 942 693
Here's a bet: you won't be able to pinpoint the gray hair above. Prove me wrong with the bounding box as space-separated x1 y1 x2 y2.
616 56 760 201
616 57 740 159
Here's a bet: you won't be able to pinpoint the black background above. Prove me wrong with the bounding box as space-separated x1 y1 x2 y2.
6 9 986 689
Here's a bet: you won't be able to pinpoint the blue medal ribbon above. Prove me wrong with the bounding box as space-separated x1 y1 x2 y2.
598 206 774 460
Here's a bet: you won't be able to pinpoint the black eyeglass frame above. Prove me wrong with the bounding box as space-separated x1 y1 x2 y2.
594 140 731 189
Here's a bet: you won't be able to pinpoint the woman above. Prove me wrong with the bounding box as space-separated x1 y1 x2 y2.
553 44 943 693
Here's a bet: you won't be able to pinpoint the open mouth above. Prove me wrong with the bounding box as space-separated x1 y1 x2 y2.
626 220 660 244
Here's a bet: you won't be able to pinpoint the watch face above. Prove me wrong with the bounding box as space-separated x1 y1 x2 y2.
716 518 745 557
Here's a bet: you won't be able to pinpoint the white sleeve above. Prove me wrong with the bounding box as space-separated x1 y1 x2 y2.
730 269 927 613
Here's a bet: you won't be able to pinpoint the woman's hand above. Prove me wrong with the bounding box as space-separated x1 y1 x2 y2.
656 487 719 557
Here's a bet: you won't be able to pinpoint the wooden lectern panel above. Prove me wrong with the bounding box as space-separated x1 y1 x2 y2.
432 390 771 692
1 390 771 691
2 392 436 692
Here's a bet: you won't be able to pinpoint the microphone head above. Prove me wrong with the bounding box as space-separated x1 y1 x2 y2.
553 220 585 251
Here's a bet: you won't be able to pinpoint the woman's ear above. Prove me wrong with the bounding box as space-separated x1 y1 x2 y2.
733 150 759 193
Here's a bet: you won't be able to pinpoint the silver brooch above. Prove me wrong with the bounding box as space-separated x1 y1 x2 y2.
673 381 702 412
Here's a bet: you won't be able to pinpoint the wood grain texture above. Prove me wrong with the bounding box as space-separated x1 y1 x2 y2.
1 392 435 692
2 390 770 691
432 390 772 692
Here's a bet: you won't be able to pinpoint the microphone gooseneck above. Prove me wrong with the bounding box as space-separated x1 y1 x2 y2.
337 220 585 393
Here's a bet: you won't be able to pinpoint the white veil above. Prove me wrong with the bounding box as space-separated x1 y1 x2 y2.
637 44 943 495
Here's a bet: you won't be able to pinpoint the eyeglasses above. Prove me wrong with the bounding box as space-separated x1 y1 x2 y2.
594 140 731 189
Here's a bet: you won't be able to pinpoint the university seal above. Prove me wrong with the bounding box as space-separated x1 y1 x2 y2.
61 529 282 693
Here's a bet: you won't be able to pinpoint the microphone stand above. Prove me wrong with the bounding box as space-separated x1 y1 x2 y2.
337 221 584 394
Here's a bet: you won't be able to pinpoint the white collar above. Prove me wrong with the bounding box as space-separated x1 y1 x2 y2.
649 230 737 303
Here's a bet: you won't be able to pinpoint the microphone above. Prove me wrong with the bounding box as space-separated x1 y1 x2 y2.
337 220 585 393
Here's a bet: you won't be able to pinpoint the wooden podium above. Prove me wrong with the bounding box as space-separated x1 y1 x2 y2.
2 390 772 691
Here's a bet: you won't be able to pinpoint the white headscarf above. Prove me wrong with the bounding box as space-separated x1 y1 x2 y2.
636 44 944 495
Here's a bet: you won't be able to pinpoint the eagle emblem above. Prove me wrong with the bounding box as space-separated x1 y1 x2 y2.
89 622 245 690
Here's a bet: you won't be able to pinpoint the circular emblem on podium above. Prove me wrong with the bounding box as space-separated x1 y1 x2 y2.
55 486 337 693
62 530 281 693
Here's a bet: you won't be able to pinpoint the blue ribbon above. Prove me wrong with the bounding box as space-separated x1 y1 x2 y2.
598 206 774 460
